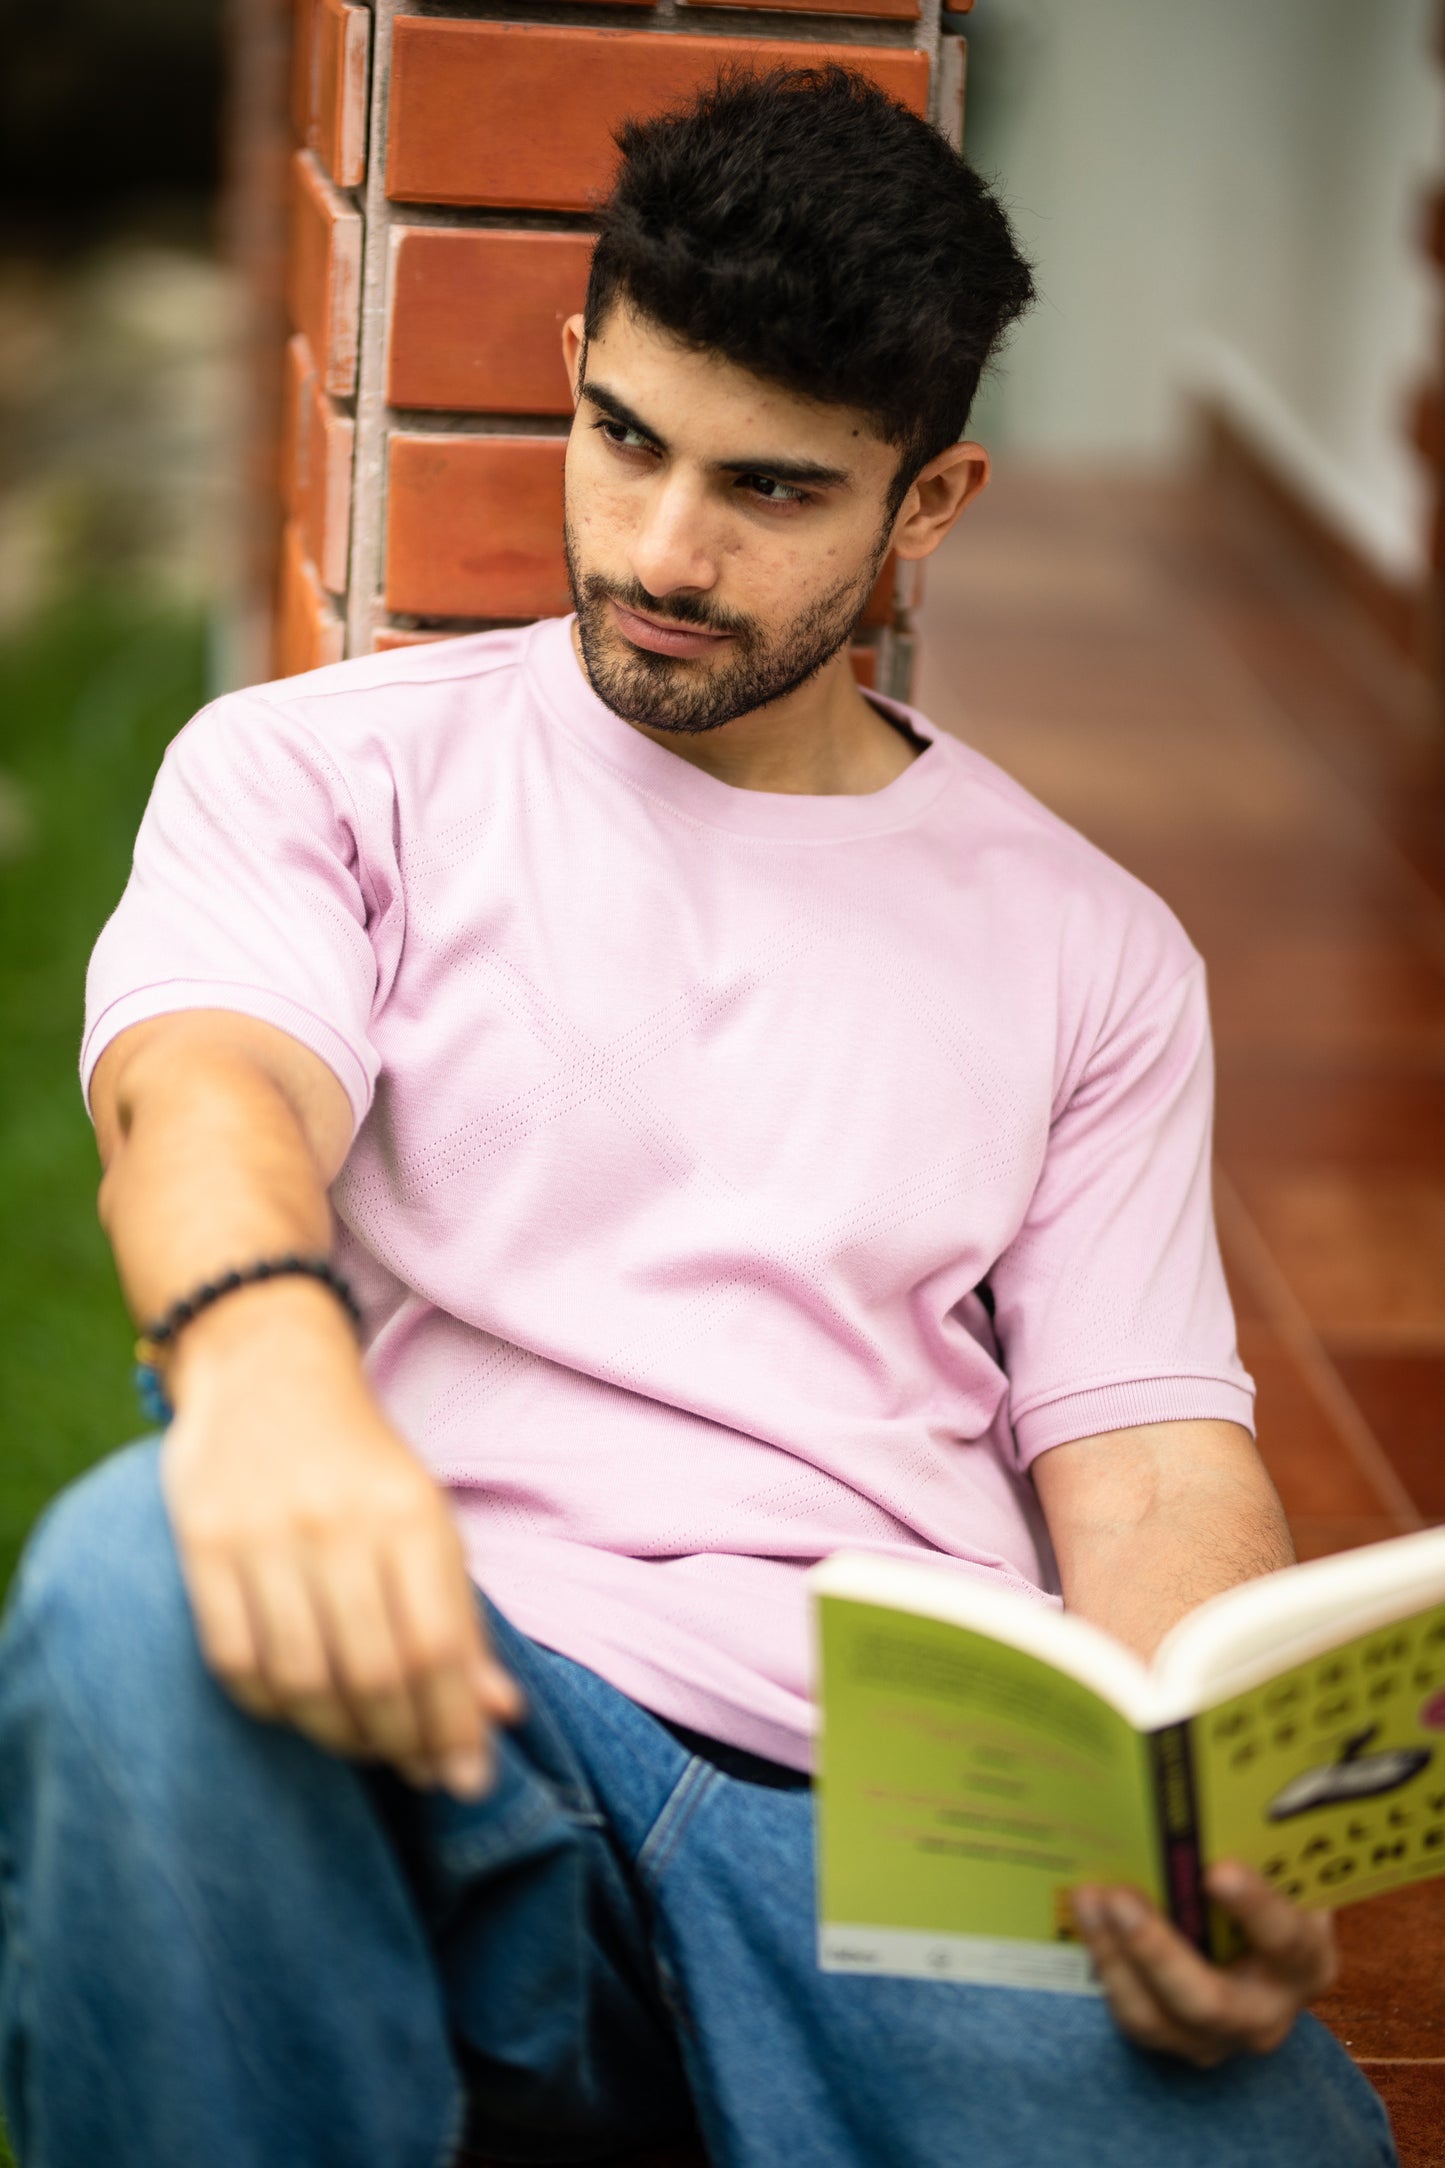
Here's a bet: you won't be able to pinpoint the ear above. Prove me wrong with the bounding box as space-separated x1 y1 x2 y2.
562 314 587 405
889 441 990 561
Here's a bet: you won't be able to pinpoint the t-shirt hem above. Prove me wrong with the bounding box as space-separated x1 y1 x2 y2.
80 981 375 1133
1013 1374 1257 1465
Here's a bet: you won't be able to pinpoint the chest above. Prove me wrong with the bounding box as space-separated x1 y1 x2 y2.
363 793 1060 1275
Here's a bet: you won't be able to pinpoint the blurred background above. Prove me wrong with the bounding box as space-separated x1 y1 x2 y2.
0 1 1443 2156
0 1 1442 1576
0 0 231 1593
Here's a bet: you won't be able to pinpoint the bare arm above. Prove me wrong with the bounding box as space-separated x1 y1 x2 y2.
91 1010 520 1796
1033 1419 1334 2064
1032 1417 1294 1660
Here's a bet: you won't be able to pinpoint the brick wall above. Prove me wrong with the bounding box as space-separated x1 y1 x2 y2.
265 0 971 693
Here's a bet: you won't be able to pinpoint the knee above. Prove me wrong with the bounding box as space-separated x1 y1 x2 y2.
0 1441 196 1714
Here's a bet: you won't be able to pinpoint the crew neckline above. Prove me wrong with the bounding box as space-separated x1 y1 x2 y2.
525 614 952 842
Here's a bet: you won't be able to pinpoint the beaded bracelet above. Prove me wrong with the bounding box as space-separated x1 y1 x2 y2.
134 1255 363 1426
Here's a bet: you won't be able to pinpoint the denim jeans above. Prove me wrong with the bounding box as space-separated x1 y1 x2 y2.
0 1442 1398 2168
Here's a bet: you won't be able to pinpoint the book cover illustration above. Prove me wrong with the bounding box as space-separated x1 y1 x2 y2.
1192 1603 1445 1918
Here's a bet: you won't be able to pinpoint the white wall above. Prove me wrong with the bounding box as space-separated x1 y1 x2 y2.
964 0 1444 579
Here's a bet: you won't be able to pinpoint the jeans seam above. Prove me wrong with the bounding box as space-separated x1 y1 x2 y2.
634 1757 716 1894
432 1787 571 1878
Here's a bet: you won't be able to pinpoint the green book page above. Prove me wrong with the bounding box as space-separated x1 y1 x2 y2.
815 1593 1159 1992
1191 1598 1445 1912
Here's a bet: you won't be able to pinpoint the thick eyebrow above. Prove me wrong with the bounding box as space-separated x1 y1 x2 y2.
581 375 853 491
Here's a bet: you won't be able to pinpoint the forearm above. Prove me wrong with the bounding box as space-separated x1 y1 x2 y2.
101 1051 324 1308
93 1016 363 1410
88 1015 514 1794
1034 1421 1295 1660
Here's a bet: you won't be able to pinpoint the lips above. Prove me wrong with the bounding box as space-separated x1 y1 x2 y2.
609 600 733 661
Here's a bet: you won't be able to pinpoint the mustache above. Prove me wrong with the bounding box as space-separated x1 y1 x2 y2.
579 572 755 640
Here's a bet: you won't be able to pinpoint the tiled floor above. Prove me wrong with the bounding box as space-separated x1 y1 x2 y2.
917 467 1445 2164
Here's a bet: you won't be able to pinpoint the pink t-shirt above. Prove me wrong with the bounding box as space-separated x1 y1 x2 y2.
84 615 1253 1768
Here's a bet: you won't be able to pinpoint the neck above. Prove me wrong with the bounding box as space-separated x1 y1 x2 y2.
570 627 921 796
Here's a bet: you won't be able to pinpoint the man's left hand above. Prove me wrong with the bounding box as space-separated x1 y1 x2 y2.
1072 1862 1337 2067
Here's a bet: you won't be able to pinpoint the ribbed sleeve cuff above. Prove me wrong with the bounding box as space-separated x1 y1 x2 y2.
80 981 375 1135
1012 1373 1257 1468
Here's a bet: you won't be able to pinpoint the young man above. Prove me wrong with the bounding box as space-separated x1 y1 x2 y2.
0 67 1394 2168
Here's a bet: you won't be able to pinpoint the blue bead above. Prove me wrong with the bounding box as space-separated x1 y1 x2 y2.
134 1363 174 1428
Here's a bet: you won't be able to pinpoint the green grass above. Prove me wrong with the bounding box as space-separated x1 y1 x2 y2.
0 587 208 2166
0 587 209 1594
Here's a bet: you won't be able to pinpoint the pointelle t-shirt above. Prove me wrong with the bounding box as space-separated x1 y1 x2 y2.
83 614 1255 1768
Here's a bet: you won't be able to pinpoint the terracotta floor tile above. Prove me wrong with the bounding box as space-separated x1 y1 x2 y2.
927 695 1341 854
1327 1354 1445 1522
1316 1879 1445 2057
1217 1217 1270 1326
1237 1322 1397 1520
1207 936 1445 1062
1215 1070 1445 1173
1232 1171 1445 1342
1287 1515 1419 1560
1355 2066 1445 2168
1129 839 1405 945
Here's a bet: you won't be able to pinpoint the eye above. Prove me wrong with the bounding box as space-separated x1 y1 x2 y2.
593 417 656 458
739 473 811 508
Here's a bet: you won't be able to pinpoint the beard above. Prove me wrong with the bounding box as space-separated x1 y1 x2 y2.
564 511 887 736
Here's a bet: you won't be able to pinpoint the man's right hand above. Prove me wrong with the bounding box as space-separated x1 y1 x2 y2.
161 1276 523 1796
89 1010 522 1800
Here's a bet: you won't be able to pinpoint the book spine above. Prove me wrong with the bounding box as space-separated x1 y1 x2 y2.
1147 1720 1209 1954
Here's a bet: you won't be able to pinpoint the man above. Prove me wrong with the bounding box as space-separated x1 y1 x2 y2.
0 66 1395 2168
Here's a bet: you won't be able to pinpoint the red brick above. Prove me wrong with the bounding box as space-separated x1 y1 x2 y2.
291 0 320 145
287 148 363 396
280 332 313 523
372 626 450 650
282 333 354 595
682 0 918 15
292 0 370 187
276 520 345 676
385 435 571 619
387 228 592 415
315 0 370 188
386 22 930 211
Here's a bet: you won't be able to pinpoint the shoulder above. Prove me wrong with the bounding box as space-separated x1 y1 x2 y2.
228 622 536 748
903 712 1200 988
160 622 546 809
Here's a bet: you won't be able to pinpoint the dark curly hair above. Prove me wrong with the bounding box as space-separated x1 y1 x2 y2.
585 65 1035 500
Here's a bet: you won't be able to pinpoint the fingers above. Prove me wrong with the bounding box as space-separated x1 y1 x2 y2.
228 1522 522 1797
244 1549 371 1757
1207 1862 1338 1996
162 1414 522 1796
380 1527 511 1795
1075 1880 1324 2068
184 1552 283 1722
1075 1889 1232 2067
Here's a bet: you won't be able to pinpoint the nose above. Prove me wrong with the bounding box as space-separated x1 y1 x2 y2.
628 470 719 602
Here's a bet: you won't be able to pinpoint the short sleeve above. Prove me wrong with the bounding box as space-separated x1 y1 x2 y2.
81 691 391 1132
990 958 1254 1467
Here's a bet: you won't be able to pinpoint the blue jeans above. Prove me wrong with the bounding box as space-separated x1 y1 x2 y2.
0 1443 1397 2168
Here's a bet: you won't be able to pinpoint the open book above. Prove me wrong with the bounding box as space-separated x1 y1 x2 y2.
809 1527 1445 1995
